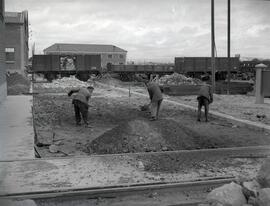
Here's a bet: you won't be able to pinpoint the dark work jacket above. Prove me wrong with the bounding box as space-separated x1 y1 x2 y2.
146 82 163 102
198 84 213 102
72 88 91 105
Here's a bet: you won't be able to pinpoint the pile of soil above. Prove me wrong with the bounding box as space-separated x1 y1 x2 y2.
6 72 30 95
34 76 93 93
87 115 266 155
158 73 202 85
88 119 165 154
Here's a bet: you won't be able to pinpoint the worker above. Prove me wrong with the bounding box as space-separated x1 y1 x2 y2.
145 80 163 121
68 86 94 126
197 76 213 122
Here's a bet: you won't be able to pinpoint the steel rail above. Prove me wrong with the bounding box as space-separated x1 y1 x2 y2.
0 176 235 200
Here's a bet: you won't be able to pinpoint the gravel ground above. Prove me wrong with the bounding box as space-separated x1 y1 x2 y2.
169 94 270 125
33 77 270 158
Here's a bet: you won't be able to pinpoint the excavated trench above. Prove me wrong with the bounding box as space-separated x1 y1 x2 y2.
26 80 270 201
32 84 270 159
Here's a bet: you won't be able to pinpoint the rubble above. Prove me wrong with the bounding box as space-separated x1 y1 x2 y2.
158 73 202 86
257 158 270 188
242 180 260 199
256 188 270 206
202 158 270 206
206 182 247 205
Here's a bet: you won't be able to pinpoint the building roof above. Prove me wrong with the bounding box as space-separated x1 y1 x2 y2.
5 11 28 24
44 43 127 54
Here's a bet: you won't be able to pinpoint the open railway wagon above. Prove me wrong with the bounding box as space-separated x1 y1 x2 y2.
30 54 102 82
175 57 240 80
167 57 253 95
107 64 175 81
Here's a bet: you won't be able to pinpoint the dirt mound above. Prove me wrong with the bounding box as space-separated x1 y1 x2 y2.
87 115 249 155
88 120 163 154
6 73 30 95
87 119 202 154
158 73 202 85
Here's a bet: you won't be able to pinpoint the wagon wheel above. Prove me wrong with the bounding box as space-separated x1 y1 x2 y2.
76 73 89 82
44 73 56 82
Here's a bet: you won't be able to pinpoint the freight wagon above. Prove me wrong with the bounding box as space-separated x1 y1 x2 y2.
30 54 250 82
30 54 174 82
175 57 240 80
107 64 174 81
30 54 101 81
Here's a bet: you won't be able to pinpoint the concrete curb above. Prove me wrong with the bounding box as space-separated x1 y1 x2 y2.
96 82 270 133
1 145 270 162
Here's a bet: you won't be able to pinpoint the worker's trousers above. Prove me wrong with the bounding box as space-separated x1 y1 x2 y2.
150 99 163 119
72 99 89 125
197 96 209 121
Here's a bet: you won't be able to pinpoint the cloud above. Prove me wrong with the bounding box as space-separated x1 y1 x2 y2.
5 0 270 61
247 25 270 37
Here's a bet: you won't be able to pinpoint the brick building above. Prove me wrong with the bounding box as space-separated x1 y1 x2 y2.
43 43 127 68
4 11 29 74
0 0 6 103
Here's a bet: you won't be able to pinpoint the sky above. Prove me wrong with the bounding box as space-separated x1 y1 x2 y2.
5 0 270 62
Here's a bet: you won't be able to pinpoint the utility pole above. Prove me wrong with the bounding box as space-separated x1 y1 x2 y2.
211 0 215 93
227 0 231 94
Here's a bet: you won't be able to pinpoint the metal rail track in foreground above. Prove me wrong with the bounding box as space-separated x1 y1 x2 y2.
1 177 235 204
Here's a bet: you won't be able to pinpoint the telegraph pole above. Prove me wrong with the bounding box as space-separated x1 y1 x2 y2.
211 0 215 93
227 0 231 94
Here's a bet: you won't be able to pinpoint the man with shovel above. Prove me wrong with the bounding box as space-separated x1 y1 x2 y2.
68 86 94 126
147 81 163 121
197 76 213 122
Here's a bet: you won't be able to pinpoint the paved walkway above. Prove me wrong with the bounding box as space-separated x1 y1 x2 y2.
0 96 34 161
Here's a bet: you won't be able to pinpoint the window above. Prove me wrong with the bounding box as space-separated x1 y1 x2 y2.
119 54 124 59
108 54 112 59
5 48 15 62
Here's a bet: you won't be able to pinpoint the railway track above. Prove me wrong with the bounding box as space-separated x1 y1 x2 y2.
1 176 235 206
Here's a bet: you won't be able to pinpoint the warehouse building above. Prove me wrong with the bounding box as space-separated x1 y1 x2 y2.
43 43 127 68
4 10 29 74
0 0 6 103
